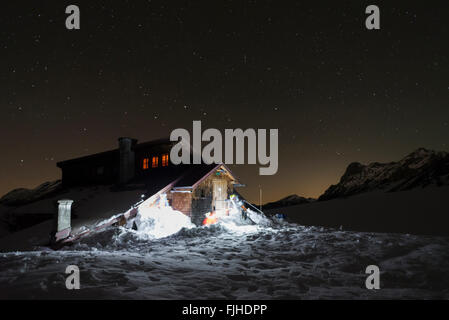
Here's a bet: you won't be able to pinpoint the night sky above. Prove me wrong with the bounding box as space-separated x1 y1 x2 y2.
0 1 448 203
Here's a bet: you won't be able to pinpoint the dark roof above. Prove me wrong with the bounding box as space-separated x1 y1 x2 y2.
57 138 172 167
173 164 219 188
57 149 119 167
134 164 194 196
134 163 239 197
55 137 241 195
174 164 237 188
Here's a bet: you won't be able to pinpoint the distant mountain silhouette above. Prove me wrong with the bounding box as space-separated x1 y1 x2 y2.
263 194 315 210
263 148 449 236
0 180 62 206
319 148 449 201
264 148 449 210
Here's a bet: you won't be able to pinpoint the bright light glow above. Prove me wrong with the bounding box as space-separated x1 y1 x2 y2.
134 204 194 239
127 193 273 240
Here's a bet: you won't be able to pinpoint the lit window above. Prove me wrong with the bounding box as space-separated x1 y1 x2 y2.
143 158 149 170
152 156 159 168
162 154 169 167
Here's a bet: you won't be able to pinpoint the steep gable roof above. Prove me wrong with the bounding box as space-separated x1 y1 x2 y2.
173 164 238 189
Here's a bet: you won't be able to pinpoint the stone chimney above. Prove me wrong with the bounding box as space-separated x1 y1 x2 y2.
118 137 137 185
54 199 73 242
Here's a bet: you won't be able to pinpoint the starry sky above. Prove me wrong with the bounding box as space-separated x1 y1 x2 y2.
0 0 448 203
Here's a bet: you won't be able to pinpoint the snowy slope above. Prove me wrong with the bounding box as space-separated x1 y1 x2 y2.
0 221 447 299
266 186 449 236
0 180 62 206
0 215 9 238
0 198 448 299
0 185 147 251
262 194 315 210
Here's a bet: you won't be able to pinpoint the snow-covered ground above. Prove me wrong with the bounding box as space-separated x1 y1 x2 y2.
0 205 448 299
266 186 449 236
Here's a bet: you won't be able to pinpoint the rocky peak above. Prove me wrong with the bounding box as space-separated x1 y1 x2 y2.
319 148 449 201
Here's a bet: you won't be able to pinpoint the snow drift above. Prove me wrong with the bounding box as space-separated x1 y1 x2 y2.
132 205 195 239
1 220 448 299
0 194 448 300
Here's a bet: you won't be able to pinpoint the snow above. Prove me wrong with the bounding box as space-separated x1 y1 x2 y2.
130 196 271 241
268 186 449 236
0 213 448 299
133 205 195 239
0 184 147 249
0 185 447 299
0 180 61 206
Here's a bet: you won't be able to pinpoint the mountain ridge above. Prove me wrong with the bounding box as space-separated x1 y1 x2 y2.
265 148 449 208
262 194 315 210
319 148 449 201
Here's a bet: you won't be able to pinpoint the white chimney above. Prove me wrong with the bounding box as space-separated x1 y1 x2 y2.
54 199 73 242
118 137 136 185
